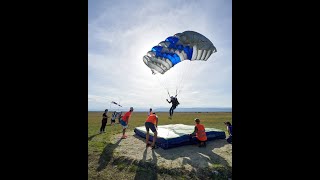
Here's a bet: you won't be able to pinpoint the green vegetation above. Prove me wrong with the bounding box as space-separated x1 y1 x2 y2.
88 111 232 179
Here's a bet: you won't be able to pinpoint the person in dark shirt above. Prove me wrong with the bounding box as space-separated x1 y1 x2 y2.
99 109 109 133
166 95 180 119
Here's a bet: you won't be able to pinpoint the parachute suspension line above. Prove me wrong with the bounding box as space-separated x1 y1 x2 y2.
184 62 194 91
167 91 171 98
155 74 171 98
175 61 193 97
162 74 175 98
177 62 188 95
182 62 193 93
175 65 186 96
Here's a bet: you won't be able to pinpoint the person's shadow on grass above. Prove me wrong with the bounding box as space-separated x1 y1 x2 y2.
134 147 158 180
88 133 100 141
155 139 232 177
96 138 123 172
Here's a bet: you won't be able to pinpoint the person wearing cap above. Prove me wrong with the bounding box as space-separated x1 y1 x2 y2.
166 95 180 119
224 122 232 144
119 107 134 139
189 118 207 147
99 109 109 133
145 112 159 149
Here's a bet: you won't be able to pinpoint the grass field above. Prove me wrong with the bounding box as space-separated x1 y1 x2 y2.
88 111 232 180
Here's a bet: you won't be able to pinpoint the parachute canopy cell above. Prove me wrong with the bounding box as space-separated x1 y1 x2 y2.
143 31 217 74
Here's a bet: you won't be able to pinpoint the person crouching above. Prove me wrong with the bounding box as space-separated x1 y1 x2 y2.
190 118 207 147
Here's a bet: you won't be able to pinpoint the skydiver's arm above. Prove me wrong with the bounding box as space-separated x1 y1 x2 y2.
166 99 171 103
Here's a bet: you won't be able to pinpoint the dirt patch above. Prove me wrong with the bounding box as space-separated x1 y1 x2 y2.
110 131 232 172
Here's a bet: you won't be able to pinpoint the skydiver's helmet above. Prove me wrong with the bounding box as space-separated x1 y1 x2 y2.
194 118 200 123
170 96 174 99
130 107 134 111
105 109 108 112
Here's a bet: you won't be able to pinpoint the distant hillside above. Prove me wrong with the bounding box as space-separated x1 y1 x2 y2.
90 107 232 112
153 107 232 112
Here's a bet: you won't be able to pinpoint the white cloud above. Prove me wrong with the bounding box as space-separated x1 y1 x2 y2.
89 0 232 110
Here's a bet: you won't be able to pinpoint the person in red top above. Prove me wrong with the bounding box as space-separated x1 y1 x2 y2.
189 118 207 147
120 107 134 139
145 112 159 149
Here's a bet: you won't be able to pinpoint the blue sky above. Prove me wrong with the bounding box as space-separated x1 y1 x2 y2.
88 0 232 111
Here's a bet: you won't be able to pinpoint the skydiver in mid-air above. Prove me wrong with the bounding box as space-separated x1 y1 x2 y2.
166 95 179 119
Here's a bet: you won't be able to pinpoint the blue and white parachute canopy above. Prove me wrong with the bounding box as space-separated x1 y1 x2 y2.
143 31 217 74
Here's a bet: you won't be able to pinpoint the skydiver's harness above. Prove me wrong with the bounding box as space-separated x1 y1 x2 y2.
167 90 179 106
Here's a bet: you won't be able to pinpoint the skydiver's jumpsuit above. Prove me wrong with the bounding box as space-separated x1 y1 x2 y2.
167 97 179 117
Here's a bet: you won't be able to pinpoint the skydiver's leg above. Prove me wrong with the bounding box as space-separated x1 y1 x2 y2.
170 106 174 116
171 106 176 116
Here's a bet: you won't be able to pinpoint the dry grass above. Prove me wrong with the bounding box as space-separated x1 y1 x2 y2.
88 111 232 180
